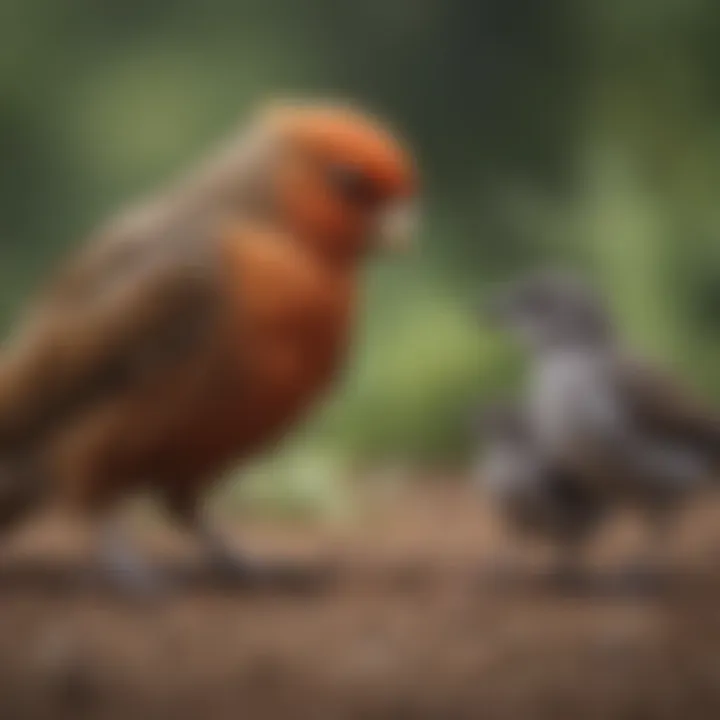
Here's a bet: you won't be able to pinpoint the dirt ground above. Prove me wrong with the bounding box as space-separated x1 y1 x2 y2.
2 484 720 720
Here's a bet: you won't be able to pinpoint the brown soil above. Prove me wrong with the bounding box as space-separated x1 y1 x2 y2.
1 484 720 720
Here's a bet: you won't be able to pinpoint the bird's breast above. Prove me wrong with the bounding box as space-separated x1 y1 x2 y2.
529 352 617 462
210 229 357 458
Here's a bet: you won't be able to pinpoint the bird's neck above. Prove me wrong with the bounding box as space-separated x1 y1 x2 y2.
533 344 612 382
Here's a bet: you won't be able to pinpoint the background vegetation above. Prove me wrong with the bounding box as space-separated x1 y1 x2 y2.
2 0 720 506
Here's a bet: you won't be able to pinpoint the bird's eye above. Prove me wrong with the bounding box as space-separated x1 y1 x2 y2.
326 164 380 206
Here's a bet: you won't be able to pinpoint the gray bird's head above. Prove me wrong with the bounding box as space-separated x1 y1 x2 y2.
484 270 614 353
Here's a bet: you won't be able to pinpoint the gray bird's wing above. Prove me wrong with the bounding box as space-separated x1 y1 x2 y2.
614 354 720 456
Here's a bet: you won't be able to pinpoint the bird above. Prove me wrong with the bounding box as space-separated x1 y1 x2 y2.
474 400 606 583
0 99 418 592
485 270 720 582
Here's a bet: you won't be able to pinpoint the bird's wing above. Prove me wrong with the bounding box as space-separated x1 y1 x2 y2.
614 354 720 454
0 212 224 447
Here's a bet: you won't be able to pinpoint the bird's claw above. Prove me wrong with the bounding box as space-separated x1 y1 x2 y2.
98 560 171 600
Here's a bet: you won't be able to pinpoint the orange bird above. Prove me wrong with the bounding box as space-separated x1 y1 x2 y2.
0 100 417 590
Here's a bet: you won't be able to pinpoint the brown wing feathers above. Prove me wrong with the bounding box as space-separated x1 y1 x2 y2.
0 223 222 450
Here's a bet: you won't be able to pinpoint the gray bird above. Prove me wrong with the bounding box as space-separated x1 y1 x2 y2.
475 401 606 582
486 270 720 580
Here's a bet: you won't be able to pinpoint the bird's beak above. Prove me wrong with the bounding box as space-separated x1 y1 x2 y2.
375 199 418 253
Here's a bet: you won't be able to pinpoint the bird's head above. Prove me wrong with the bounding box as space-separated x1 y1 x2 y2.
484 270 614 353
242 99 418 261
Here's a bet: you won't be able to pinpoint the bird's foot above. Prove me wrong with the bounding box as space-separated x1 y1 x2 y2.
94 514 172 599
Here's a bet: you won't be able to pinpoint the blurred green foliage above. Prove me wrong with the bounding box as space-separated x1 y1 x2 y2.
2 0 720 485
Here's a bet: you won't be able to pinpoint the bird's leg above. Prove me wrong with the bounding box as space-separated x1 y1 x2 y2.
94 508 166 597
196 520 266 581
162 486 264 583
617 501 675 594
548 541 587 590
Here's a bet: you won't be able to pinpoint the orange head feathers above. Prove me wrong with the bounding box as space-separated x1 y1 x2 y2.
255 100 418 259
